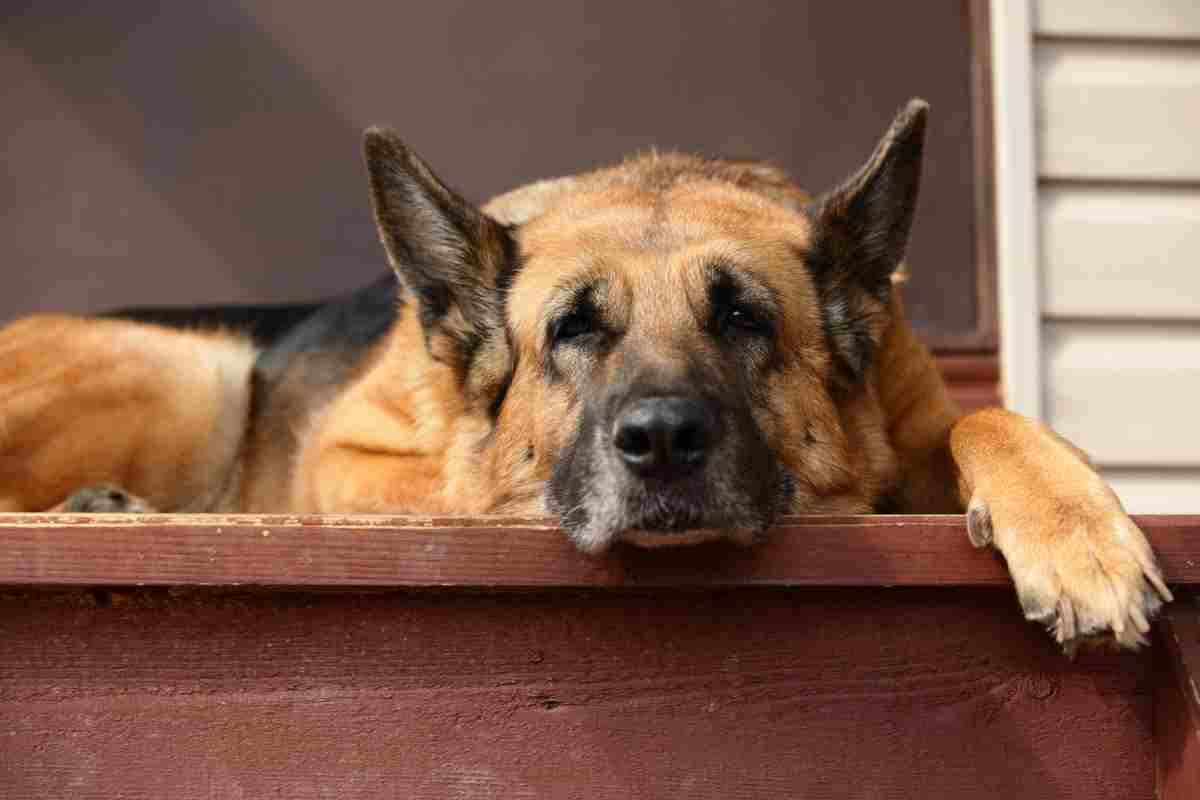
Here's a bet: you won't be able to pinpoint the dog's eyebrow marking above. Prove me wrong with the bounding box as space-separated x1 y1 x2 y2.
546 280 603 336
541 279 608 378
704 262 779 326
706 262 776 304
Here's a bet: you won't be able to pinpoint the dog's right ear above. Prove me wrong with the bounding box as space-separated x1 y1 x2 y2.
363 128 515 413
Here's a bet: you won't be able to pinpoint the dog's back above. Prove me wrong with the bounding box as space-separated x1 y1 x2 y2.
0 275 398 513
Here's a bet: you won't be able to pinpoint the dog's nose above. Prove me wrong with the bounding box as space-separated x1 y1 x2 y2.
612 396 714 478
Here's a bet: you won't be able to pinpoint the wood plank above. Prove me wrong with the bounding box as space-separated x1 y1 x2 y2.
1156 596 1200 799
0 587 1156 799
1105 469 1200 515
1035 0 1200 41
1040 185 1200 319
1045 322 1200 467
0 514 1196 588
1036 41 1200 181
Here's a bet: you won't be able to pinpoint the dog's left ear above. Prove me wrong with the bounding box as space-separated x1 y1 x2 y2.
363 127 515 416
806 99 928 382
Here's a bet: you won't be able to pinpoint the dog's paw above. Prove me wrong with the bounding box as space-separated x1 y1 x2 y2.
968 488 1172 654
56 484 155 514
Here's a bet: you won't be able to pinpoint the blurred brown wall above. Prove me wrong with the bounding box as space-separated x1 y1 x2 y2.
1 1 986 347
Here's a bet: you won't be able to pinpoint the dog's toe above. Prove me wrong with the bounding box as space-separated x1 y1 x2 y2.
57 484 154 513
978 488 1171 654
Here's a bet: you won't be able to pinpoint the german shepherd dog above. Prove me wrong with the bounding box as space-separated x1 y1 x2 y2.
0 100 1170 652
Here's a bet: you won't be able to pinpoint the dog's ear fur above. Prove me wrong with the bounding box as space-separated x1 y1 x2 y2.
806 99 928 382
363 127 515 415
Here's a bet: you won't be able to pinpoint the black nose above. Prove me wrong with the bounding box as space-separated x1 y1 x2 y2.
612 396 715 478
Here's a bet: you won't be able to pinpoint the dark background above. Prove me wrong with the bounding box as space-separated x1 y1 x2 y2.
1 1 991 350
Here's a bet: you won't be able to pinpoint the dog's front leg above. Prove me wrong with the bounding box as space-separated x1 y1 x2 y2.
949 407 1171 652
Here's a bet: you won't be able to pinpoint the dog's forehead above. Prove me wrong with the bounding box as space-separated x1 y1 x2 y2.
507 183 815 329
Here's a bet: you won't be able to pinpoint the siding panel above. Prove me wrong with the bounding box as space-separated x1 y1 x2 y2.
1104 469 1200 514
1040 185 1200 318
1032 5 1200 511
1035 1 1200 40
1036 42 1200 181
1044 322 1200 467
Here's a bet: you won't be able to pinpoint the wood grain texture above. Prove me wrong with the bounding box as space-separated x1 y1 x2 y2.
1036 41 1200 181
0 514 1197 588
0 587 1156 799
1045 322 1200 468
1156 596 1200 799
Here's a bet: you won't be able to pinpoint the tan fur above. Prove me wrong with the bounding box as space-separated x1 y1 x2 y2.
0 144 1169 652
0 315 255 513
300 147 1170 649
290 312 488 514
296 155 894 519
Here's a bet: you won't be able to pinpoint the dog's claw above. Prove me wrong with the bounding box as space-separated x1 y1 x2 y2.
981 494 1170 653
966 496 993 548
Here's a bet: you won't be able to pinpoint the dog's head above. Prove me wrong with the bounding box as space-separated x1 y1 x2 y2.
363 100 927 552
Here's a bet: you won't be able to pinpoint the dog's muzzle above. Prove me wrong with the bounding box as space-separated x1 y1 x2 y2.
550 381 785 554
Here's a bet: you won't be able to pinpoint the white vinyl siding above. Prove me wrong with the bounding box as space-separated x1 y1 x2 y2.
1040 186 1200 318
1037 42 1200 181
1105 469 1200 514
1036 1 1200 40
1044 322 1200 467
1031 1 1200 512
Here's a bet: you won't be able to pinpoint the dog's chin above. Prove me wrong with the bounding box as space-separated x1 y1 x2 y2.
560 505 772 555
550 447 792 555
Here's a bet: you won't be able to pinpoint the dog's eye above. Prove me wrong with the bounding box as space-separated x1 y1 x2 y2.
717 305 772 336
549 310 596 345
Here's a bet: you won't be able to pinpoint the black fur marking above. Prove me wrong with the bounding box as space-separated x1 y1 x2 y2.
806 281 882 381
363 129 518 380
495 228 523 301
550 350 792 546
102 301 323 346
484 237 523 413
253 273 399 382
873 490 903 514
414 283 451 330
802 101 928 384
548 411 595 532
705 263 777 339
548 283 602 345
544 282 611 382
808 101 927 303
365 140 484 328
487 355 515 420
103 273 401 388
